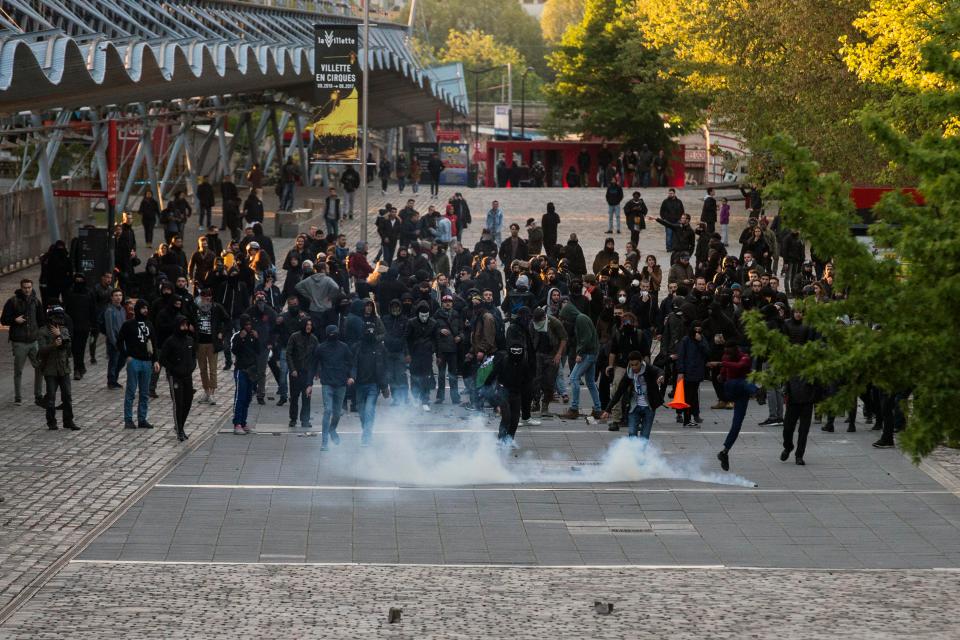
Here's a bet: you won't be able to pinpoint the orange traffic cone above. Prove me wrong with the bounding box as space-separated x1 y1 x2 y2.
666 376 690 410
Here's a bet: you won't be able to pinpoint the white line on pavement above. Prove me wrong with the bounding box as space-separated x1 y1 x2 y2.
154 483 952 495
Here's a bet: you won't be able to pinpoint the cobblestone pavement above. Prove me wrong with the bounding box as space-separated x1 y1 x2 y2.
3 563 958 639
2 184 959 636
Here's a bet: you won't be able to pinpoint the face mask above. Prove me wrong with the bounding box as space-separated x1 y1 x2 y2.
640 291 649 299
533 319 547 332
418 312 429 322
256 300 265 309
390 308 401 316
618 295 627 304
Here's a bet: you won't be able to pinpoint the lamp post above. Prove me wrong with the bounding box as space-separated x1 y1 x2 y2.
520 66 534 141
466 65 502 187
360 0 370 242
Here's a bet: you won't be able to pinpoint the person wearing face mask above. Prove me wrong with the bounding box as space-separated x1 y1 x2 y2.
382 299 410 404
159 315 197 442
479 340 529 446
63 274 95 381
314 324 355 450
285 317 319 429
432 295 463 405
231 315 262 434
244 290 279 405
353 321 391 445
501 274 536 322
605 311 652 431
405 301 439 411
659 299 688 422
216 266 250 370
530 307 567 417
627 280 657 335
676 322 710 427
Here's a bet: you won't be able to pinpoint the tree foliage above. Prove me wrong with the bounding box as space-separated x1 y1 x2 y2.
544 0 700 146
402 0 548 75
540 0 584 44
743 5 960 461
634 0 893 183
436 29 545 102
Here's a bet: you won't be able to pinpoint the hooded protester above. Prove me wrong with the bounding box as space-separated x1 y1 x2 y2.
480 338 529 445
39 241 72 306
353 319 391 444
559 301 601 419
285 316 319 429
63 273 96 380
315 324 354 450
231 314 263 434
119 299 160 429
541 202 561 253
564 234 587 276
382 298 410 403
432 295 463 405
405 301 439 410
530 306 568 417
159 314 197 441
592 238 620 275
501 274 536 321
244 290 281 405
37 307 79 430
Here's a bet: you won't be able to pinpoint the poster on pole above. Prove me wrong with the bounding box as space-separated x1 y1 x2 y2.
310 24 360 162
439 142 469 186
493 105 511 137
410 142 438 186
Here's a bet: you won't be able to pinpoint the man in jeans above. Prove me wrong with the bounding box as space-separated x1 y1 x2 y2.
37 307 79 430
103 289 127 390
1 278 44 406
601 352 664 438
559 301 602 419
315 325 354 451
353 320 390 445
195 289 229 405
118 300 160 429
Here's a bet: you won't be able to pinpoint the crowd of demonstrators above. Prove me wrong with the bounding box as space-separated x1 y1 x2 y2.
1 182 899 470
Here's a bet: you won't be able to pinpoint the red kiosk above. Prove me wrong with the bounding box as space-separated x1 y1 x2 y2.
484 140 685 188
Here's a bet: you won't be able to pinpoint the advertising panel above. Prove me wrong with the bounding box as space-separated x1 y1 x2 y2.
310 24 360 161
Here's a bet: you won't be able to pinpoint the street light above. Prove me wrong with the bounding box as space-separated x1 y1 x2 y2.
520 66 534 141
465 65 504 187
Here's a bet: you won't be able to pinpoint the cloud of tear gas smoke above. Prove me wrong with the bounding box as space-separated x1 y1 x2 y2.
336 406 755 488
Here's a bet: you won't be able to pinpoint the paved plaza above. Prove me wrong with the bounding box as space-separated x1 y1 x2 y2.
1 186 959 638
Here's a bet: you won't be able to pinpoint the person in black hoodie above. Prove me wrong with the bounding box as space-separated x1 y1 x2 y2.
563 234 587 277
230 314 262 434
353 320 391 445
481 340 530 445
541 202 561 254
138 190 160 246
63 274 96 380
39 241 73 306
118 299 160 429
405 301 438 410
216 267 250 369
244 290 279 405
432 295 462 405
285 316 318 429
159 315 197 441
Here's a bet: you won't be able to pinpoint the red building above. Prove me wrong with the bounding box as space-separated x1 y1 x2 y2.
484 140 686 188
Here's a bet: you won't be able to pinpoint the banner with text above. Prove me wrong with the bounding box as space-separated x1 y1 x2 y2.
310 24 360 162
439 142 469 186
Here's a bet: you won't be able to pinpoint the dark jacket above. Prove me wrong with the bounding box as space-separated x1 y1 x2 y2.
542 206 561 249
231 331 262 373
353 337 389 388
606 363 665 411
118 318 158 361
432 307 462 353
659 196 685 224
605 184 624 206
624 198 648 231
564 240 587 276
315 337 355 385
159 331 197 378
677 335 710 382
1 289 43 342
37 324 71 376
405 313 438 376
498 236 529 265
286 329 319 376
197 182 215 207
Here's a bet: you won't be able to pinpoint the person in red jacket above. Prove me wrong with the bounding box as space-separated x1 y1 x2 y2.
708 340 761 471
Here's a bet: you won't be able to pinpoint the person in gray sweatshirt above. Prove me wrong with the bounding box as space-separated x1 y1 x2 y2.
294 261 341 328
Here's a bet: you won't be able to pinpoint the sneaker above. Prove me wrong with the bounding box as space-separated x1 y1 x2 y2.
208 393 217 405
34 397 45 407
320 444 329 451
47 423 58 430
13 398 22 406
107 383 123 390
289 420 297 429
846 425 856 433
795 457 805 465
330 430 341 445
758 418 777 426
710 401 726 410
199 392 210 405
780 444 794 461
138 421 154 429
276 396 287 407
561 408 581 420
682 420 698 428
591 409 603 420
422 403 431 412
717 449 730 471
693 415 703 424
124 420 137 429
608 422 620 432
65 423 81 431
521 418 542 426
872 440 894 449
241 424 252 434
821 424 834 433
257 396 265 405
302 423 313 430
234 425 245 435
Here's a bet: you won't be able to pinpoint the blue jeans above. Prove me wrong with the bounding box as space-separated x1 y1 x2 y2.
106 341 122 386
640 170 651 188
232 369 254 427
274 347 289 398
280 183 295 211
325 218 339 237
123 358 153 423
569 353 600 411
626 404 656 438
722 378 758 450
607 204 621 232
356 383 379 442
664 226 673 252
322 384 347 443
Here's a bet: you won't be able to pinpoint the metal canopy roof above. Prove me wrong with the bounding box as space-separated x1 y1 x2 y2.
0 0 468 124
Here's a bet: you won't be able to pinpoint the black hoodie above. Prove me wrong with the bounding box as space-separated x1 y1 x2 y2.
118 301 158 361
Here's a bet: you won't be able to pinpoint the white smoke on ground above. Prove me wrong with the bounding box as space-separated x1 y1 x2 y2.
337 406 755 488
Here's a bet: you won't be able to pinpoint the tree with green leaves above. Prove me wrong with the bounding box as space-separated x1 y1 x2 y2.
540 0 584 43
743 6 960 461
544 0 699 147
435 29 545 103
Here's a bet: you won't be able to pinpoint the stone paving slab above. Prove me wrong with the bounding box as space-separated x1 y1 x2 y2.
3 563 958 639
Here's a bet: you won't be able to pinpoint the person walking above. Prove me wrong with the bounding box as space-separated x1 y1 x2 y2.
339 164 360 219
323 187 341 237
659 188 685 253
286 317 318 429
197 175 215 230
409 157 422 194
315 324 354 451
719 197 731 246
353 320 390 445
531 307 566 417
432 295 462 405
601 351 665 439
701 187 718 234
138 190 160 246
231 315 262 435
486 200 504 244
709 340 760 471
378 156 392 194
159 314 197 442
541 202 561 255
104 289 126 390
427 152 444 198
88 272 114 365
623 192 647 248
560 301 602 419
280 158 300 211
1 279 45 406
406 301 439 411
63 273 96 380
605 176 625 234
119 299 160 429
37 307 79 430
195 288 229 405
